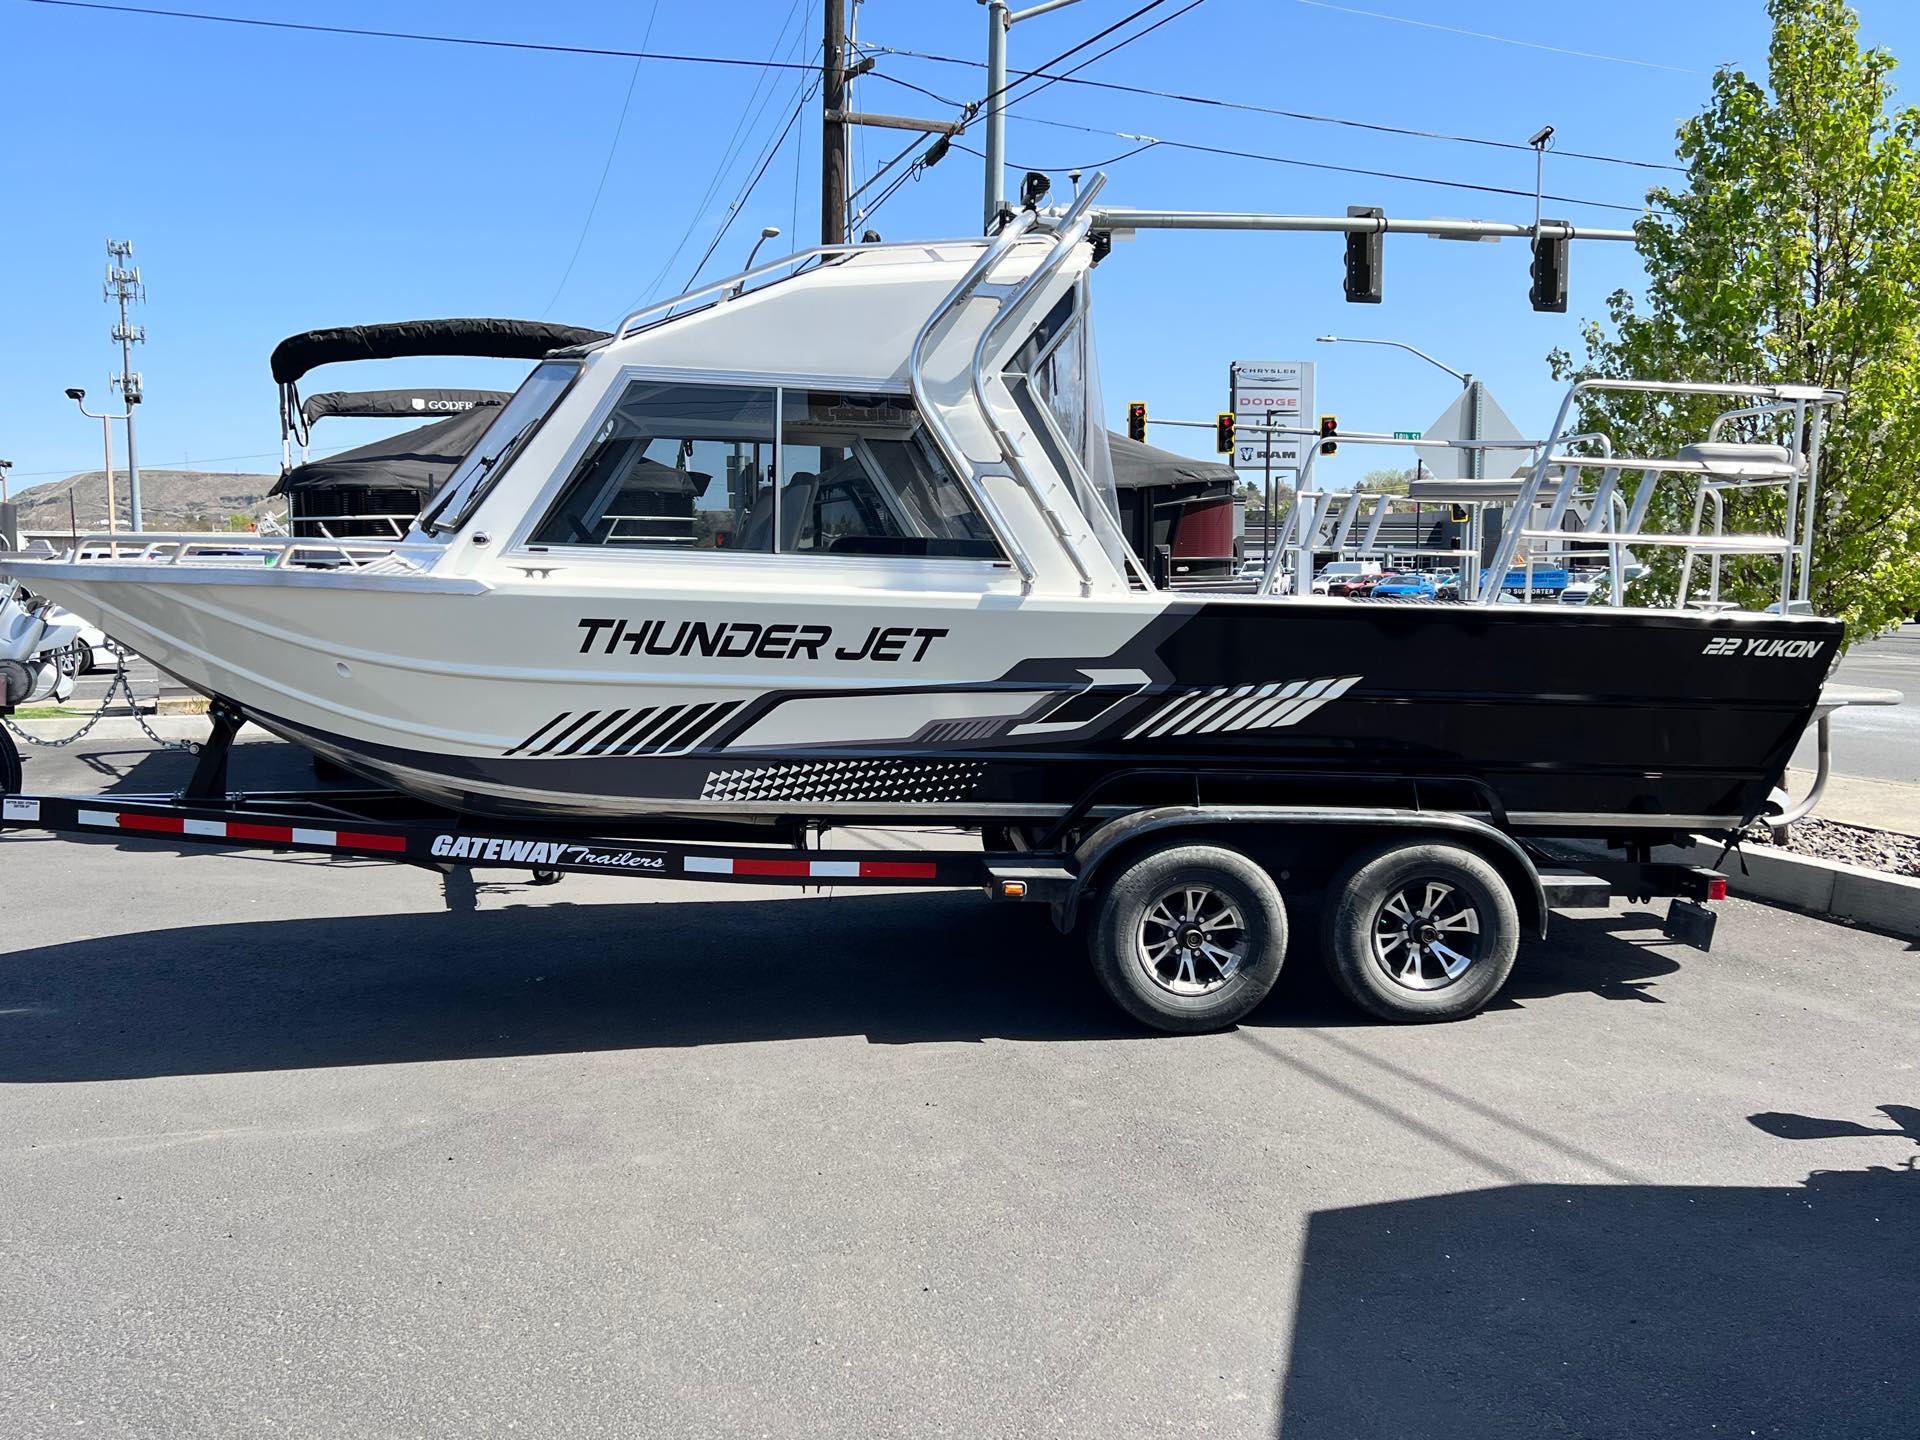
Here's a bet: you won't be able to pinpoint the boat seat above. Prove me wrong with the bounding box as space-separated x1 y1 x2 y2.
1675 442 1798 483
738 473 819 553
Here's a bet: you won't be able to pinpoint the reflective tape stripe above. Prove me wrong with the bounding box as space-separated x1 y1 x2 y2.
338 830 407 853
228 822 295 844
857 861 937 879
685 855 939 880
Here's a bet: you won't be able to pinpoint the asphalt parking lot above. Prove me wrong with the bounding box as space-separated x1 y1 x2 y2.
3 736 1917 1438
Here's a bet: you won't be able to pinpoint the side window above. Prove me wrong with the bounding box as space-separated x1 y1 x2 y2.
529 381 776 550
779 391 1000 560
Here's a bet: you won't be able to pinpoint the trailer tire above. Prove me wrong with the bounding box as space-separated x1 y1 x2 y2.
1325 841 1519 1022
0 725 19 796
1090 843 1287 1033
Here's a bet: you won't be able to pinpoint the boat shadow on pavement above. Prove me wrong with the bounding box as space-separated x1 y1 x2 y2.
1272 1112 1920 1438
0 872 1686 1084
3 736 1688 1081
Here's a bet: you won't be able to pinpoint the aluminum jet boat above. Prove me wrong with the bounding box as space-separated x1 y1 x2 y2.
0 177 1862 838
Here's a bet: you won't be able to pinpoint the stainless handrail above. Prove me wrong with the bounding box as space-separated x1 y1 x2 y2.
967 174 1109 595
612 237 989 340
1476 378 1844 604
907 212 1044 590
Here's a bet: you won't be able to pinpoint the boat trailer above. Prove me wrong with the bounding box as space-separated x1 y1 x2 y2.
1 710 1731 1033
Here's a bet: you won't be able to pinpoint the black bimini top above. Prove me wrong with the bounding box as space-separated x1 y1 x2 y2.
1105 432 1238 490
269 318 610 385
300 388 510 426
272 406 503 498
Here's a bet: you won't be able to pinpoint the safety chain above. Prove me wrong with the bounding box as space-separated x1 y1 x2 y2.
1 645 200 754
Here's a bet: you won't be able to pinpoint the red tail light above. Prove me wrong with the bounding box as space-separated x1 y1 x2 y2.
1706 875 1727 902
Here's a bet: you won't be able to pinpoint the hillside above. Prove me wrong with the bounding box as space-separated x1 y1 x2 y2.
10 469 285 533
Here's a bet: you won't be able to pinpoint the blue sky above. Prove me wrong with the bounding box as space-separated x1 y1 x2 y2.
4 0 1918 496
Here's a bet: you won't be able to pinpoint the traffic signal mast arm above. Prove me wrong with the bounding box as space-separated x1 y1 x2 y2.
1088 207 1629 312
1087 210 1635 242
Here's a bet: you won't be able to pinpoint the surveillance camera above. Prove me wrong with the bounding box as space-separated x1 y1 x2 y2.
1528 125 1555 148
65 388 85 401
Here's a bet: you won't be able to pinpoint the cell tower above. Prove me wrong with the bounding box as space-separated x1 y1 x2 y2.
104 239 146 530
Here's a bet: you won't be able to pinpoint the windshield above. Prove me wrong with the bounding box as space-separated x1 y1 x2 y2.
421 360 579 534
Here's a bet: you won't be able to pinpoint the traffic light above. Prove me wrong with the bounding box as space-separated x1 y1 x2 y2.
1127 401 1147 443
1530 219 1569 313
1318 414 1338 457
1342 205 1384 304
1215 412 1236 454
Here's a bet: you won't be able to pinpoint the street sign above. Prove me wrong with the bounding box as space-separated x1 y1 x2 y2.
1393 430 1422 440
1419 383 1532 480
1228 360 1314 472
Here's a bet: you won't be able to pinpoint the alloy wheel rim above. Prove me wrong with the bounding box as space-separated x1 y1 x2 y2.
1138 884 1247 996
1371 878 1483 991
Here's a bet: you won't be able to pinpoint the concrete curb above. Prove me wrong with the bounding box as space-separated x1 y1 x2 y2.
1657 838 1920 942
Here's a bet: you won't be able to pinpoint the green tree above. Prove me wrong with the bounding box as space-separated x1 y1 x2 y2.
1355 467 1413 496
1237 480 1294 523
1551 0 1920 640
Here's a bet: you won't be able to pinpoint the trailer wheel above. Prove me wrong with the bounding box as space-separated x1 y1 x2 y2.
0 725 19 796
1325 841 1519 1022
1090 843 1287 1033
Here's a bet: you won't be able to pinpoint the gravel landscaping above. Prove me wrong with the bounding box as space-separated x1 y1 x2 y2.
1750 815 1920 877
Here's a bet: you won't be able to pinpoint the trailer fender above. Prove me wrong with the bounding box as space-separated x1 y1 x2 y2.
1058 806 1547 939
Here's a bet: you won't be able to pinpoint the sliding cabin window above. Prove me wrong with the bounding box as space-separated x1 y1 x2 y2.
529 380 1000 561
778 391 1000 560
529 382 777 551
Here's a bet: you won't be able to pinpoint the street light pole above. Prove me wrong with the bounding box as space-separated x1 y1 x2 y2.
980 0 1089 232
65 388 129 533
1315 333 1485 586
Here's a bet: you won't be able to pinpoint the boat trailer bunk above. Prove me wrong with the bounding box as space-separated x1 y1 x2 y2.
0 706 1730 1034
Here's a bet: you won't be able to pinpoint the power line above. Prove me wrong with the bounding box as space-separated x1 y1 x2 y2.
10 446 349 481
862 48 1684 172
636 1 814 308
996 0 1208 114
858 0 1197 231
952 138 1159 174
537 0 662 318
1007 113 1656 216
986 0 1182 111
26 0 825 74
680 83 817 292
1293 0 1703 76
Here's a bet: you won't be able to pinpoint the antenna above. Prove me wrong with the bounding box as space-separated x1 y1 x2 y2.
102 238 147 529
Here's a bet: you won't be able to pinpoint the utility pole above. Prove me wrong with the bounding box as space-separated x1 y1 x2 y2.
104 239 146 531
821 0 848 246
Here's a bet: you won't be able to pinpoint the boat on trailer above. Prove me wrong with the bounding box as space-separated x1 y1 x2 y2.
0 174 1898 1032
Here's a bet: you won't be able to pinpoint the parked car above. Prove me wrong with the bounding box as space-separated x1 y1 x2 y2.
1370 571 1439 600
62 615 116 673
1560 564 1646 606
1235 558 1293 593
1311 561 1382 596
